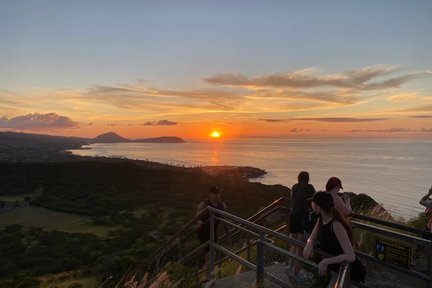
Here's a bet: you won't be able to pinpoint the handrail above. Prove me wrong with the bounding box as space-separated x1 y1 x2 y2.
334 262 350 288
352 212 432 238
211 208 333 259
118 193 432 288
218 205 286 245
355 250 430 280
246 196 288 222
142 196 289 274
352 221 431 246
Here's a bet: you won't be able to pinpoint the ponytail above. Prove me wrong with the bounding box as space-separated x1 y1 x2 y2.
332 207 352 243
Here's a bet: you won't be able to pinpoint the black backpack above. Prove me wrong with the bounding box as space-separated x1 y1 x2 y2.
303 208 318 235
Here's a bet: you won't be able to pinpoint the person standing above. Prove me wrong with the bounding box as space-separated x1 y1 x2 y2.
412 186 432 268
195 186 227 279
287 171 316 281
325 177 352 216
419 185 432 233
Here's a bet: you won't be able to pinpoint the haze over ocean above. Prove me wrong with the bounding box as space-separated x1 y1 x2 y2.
71 138 432 220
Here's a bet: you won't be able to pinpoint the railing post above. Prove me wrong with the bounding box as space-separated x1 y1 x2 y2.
217 250 222 279
427 243 432 288
177 237 182 261
246 237 251 262
285 197 291 265
208 209 215 280
256 233 265 287
285 196 291 236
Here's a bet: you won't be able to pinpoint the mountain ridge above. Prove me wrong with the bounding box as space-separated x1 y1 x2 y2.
94 132 185 143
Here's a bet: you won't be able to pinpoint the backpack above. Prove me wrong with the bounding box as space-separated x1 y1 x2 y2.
350 258 366 282
303 208 318 235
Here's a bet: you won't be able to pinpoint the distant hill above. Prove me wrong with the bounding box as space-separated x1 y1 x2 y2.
93 132 129 143
0 131 92 161
93 132 185 143
0 131 90 145
133 136 185 143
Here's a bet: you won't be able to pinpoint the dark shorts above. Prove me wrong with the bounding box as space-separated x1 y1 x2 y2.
289 213 304 234
197 225 218 252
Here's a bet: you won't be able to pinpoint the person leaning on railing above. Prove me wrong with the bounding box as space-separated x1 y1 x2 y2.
303 192 355 287
419 185 432 234
412 186 432 269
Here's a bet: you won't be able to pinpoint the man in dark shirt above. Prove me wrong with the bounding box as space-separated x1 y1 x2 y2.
287 171 316 282
195 186 227 280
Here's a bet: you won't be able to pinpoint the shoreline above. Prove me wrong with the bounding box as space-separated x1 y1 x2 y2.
66 147 412 221
1 135 425 222
67 141 429 220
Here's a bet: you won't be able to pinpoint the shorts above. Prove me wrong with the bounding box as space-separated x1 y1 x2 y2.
289 213 303 234
197 225 218 252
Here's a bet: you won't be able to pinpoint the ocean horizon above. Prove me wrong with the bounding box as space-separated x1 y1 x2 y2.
70 137 432 220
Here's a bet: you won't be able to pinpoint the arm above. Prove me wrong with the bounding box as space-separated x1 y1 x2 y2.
343 193 352 212
303 220 320 259
196 202 205 227
310 185 316 194
222 203 230 236
420 186 432 208
333 194 352 216
318 221 355 275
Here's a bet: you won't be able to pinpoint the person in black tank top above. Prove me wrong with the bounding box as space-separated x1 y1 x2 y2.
303 192 355 285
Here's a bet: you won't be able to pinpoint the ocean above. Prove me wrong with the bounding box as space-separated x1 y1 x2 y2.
70 138 432 220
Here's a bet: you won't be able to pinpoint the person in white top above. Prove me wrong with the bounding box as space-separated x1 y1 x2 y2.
325 177 352 216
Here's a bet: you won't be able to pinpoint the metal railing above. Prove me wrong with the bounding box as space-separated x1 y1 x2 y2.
207 206 320 287
129 196 432 288
350 213 432 288
334 262 350 288
132 196 290 287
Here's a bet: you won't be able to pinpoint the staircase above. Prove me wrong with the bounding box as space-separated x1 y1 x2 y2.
120 196 432 288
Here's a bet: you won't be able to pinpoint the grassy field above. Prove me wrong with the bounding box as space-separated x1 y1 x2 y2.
37 275 100 288
0 206 118 237
0 193 33 202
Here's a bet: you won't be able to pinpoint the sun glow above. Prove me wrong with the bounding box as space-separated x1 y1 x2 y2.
210 131 221 138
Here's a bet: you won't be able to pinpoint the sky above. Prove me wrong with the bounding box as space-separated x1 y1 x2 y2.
0 0 431 139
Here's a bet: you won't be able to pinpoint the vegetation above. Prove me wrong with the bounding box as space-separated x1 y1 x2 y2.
0 160 288 287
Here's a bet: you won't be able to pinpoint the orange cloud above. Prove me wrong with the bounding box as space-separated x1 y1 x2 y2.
204 66 431 90
387 93 418 102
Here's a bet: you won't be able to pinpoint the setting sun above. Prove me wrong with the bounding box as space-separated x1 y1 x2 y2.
210 131 221 138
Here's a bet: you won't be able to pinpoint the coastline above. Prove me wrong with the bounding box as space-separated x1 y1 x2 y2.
0 132 422 222
67 140 431 219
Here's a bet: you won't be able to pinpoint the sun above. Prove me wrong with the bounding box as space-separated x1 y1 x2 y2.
210 131 221 138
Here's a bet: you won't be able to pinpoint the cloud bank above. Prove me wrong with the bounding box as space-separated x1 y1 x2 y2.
1 65 430 127
204 66 430 90
143 120 178 126
260 117 389 123
0 113 78 130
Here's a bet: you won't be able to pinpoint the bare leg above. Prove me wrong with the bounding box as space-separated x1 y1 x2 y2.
289 233 303 274
204 251 210 280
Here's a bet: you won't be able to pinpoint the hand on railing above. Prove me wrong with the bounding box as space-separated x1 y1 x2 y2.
318 258 330 276
196 219 203 230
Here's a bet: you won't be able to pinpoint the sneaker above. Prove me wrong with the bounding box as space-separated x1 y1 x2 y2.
284 266 296 278
295 271 311 285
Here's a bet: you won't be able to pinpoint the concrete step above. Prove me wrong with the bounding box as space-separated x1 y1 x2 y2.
203 263 311 288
